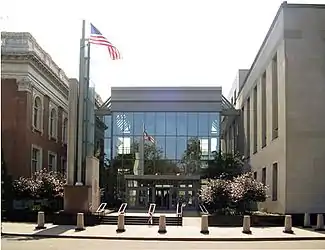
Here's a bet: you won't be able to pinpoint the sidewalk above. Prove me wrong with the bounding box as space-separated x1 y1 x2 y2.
2 222 325 241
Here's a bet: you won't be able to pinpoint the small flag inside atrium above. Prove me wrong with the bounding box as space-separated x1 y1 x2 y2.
143 130 155 143
89 23 121 60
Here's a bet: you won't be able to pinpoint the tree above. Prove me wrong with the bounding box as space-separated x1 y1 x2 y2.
202 152 244 180
181 137 202 174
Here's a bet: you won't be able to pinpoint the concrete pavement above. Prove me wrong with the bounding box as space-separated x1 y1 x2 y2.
2 222 325 241
2 236 325 249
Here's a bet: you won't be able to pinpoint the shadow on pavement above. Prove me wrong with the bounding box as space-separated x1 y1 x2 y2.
34 225 75 236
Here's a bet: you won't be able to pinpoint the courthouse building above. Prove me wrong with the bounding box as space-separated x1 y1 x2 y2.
222 2 325 214
96 87 236 210
1 32 70 178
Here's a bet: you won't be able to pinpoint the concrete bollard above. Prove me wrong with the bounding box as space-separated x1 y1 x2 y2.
242 215 251 234
315 214 325 231
200 214 209 234
75 213 85 231
283 215 293 234
158 215 167 234
35 211 46 230
303 213 311 228
116 213 125 233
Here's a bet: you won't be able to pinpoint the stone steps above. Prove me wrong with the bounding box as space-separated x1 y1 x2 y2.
101 215 182 226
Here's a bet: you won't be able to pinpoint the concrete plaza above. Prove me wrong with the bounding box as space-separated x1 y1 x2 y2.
2 222 325 241
2 236 325 249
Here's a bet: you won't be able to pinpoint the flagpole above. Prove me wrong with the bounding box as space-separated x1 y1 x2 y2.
139 123 145 175
76 19 86 185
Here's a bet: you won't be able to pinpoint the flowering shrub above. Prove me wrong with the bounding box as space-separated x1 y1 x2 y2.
200 172 268 214
12 169 66 200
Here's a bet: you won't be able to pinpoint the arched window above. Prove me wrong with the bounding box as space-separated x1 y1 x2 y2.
49 108 57 138
33 97 42 129
62 118 68 143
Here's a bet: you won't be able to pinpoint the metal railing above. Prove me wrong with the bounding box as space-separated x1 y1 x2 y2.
148 203 156 215
118 202 127 214
96 203 107 214
199 203 209 215
176 202 184 217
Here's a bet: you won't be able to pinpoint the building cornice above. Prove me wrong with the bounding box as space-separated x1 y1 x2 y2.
1 32 69 97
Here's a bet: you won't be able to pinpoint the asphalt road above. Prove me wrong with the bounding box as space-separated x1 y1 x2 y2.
1 236 325 249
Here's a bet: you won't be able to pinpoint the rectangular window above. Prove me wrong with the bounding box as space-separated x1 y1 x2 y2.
272 54 279 140
31 146 42 174
262 167 266 186
48 152 57 172
166 112 176 135
253 171 257 180
261 72 267 147
246 97 250 158
272 163 278 201
253 86 258 154
61 157 67 174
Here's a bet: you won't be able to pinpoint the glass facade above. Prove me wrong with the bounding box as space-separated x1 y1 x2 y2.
104 112 221 176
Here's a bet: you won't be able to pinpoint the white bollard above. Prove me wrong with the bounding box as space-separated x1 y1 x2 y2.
303 213 311 228
158 215 167 234
35 211 46 230
75 213 85 231
116 213 125 233
315 214 324 231
200 214 209 234
283 215 293 234
242 215 251 234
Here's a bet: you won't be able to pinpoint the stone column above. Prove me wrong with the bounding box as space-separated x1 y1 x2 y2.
67 78 78 185
86 156 100 213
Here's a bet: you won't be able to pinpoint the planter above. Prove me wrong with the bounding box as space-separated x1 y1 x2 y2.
52 210 101 226
208 214 285 227
4 210 54 223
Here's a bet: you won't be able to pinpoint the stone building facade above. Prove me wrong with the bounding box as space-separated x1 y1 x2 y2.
1 32 69 179
222 2 325 214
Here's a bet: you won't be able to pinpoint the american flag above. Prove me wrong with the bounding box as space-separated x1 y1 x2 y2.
89 23 121 60
143 131 155 143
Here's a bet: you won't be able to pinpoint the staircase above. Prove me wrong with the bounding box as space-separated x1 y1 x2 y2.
100 215 182 226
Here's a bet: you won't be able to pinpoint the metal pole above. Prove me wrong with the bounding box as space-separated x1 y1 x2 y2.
76 19 86 185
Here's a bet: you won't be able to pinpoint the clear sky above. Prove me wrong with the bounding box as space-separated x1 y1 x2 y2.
1 0 323 102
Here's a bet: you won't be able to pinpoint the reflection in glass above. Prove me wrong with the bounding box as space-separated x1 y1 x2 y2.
165 137 176 159
187 113 198 136
113 112 124 135
177 113 187 136
198 113 209 136
104 138 111 161
145 112 155 135
155 112 166 136
134 112 144 135
209 112 220 136
155 136 166 158
166 112 176 135
124 112 133 135
176 137 187 159
104 115 111 138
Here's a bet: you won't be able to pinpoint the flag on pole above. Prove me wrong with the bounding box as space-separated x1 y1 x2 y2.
89 23 121 60
143 130 155 143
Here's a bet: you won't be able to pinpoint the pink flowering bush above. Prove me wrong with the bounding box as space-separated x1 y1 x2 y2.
13 169 66 200
200 172 268 214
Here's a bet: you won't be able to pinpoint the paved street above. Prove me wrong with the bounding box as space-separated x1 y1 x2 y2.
2 236 325 249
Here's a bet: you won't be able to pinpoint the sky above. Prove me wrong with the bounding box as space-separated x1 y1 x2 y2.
1 0 324 102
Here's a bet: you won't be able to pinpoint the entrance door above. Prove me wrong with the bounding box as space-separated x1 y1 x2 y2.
155 188 170 209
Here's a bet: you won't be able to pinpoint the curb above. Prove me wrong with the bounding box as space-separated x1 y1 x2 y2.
2 232 325 242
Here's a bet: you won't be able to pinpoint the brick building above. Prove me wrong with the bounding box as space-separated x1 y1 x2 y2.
1 32 70 179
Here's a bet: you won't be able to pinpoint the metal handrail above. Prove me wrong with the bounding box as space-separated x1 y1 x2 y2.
176 202 184 217
199 203 209 214
96 203 107 213
118 202 127 214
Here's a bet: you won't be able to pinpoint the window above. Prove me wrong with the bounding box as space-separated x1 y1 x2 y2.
61 157 67 174
261 72 267 147
262 167 266 186
272 54 279 140
49 108 57 138
246 97 250 158
272 163 278 201
253 171 257 180
253 86 258 154
62 118 68 143
33 96 42 130
31 146 42 174
48 152 57 172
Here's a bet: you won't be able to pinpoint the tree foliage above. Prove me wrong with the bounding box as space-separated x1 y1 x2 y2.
12 169 66 200
181 137 202 174
199 172 268 214
202 152 244 180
